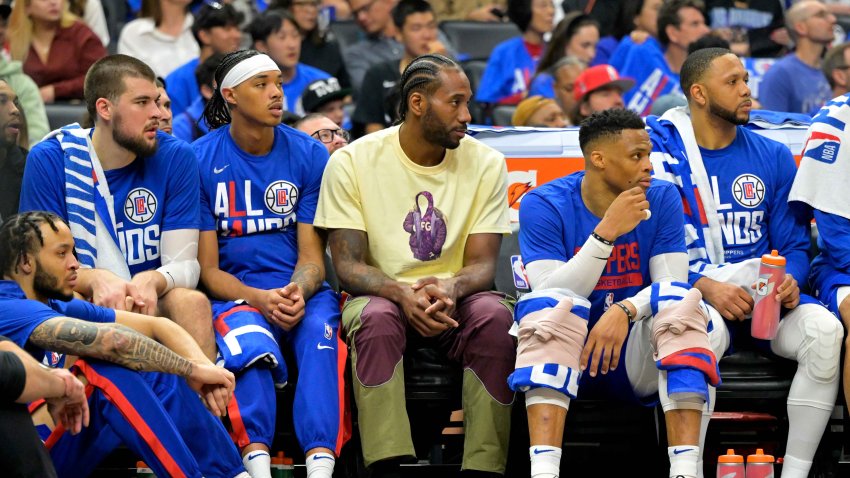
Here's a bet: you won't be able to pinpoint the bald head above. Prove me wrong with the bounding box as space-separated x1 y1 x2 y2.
785 0 836 43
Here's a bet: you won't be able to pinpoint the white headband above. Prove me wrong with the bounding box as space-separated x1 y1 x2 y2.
220 54 280 90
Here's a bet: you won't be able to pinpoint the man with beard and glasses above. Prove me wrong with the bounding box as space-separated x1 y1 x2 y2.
647 48 841 478
0 211 248 478
195 50 346 478
18 54 218 362
0 79 27 225
314 53 515 478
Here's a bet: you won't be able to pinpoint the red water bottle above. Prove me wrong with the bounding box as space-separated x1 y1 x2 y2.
716 449 744 478
746 449 775 478
751 250 785 340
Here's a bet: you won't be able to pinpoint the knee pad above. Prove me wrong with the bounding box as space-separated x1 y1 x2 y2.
796 305 842 383
508 289 590 399
652 285 720 404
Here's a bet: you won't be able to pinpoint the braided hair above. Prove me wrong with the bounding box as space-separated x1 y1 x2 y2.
0 211 64 276
203 49 264 130
396 54 460 123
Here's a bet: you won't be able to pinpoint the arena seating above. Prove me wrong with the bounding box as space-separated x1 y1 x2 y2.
438 21 520 62
45 102 88 131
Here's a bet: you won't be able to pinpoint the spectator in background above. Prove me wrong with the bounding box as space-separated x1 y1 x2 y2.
617 0 710 116
251 9 330 114
606 0 662 68
67 0 109 46
166 2 242 117
528 12 598 98
345 0 402 91
549 56 585 123
476 0 555 105
430 0 507 21
155 77 172 135
353 0 445 135
823 42 850 99
273 0 351 88
9 0 107 103
0 80 26 224
118 0 198 77
704 0 785 58
511 95 567 127
760 1 835 115
0 59 50 147
301 77 350 127
571 64 633 125
172 52 222 142
295 112 349 153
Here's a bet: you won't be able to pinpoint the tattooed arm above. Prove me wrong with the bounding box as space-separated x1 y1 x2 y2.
29 317 194 376
329 228 457 337
29 313 235 416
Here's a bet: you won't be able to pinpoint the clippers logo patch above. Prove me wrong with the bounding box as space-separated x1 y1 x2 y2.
803 131 841 164
731 174 765 208
264 181 299 215
124 188 157 224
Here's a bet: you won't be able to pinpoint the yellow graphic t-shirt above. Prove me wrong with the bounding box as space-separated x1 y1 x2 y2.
314 125 511 283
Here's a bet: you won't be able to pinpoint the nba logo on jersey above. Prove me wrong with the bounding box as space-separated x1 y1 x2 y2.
324 323 332 340
803 131 841 164
264 181 299 215
511 255 530 290
124 188 157 224
604 292 614 311
732 174 765 208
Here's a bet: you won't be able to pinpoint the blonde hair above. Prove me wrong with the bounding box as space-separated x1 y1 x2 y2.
9 0 79 62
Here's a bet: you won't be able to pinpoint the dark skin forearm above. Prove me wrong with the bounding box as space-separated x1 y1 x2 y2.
328 228 407 301
442 260 497 301
29 318 193 377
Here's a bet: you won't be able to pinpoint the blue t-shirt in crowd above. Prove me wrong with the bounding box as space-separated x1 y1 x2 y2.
675 127 810 285
616 37 680 116
0 281 115 362
165 57 201 117
759 54 832 115
20 131 201 277
528 73 555 99
173 97 209 143
285 63 331 115
193 124 329 290
518 172 686 322
476 36 538 104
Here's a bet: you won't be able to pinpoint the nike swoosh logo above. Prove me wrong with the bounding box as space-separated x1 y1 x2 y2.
312 455 333 460
317 344 334 350
247 452 266 461
720 473 738 478
532 448 554 455
213 165 230 174
592 256 609 260
672 448 693 455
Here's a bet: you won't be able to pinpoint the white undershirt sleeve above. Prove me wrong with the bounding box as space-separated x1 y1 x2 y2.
627 252 689 321
524 235 614 298
156 229 201 293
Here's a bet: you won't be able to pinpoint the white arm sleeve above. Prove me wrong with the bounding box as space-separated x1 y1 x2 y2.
156 229 201 293
524 235 614 298
627 252 689 321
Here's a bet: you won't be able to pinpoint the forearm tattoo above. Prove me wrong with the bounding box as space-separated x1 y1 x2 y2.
328 229 393 296
30 319 193 377
291 262 322 300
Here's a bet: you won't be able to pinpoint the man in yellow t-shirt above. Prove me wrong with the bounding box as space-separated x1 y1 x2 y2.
314 54 515 477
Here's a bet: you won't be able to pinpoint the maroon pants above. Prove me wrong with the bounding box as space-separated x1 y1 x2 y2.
351 291 516 404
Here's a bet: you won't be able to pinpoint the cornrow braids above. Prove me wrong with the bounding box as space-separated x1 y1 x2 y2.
0 211 64 277
396 54 459 123
203 49 263 130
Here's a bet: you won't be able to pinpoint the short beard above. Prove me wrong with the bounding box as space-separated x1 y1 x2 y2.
421 105 461 150
33 263 73 302
708 99 749 126
113 114 158 157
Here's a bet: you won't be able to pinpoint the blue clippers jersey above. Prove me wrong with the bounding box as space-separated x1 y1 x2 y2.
194 124 329 290
617 37 680 116
20 131 201 276
475 36 537 104
0 281 115 362
518 172 685 322
696 127 810 283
